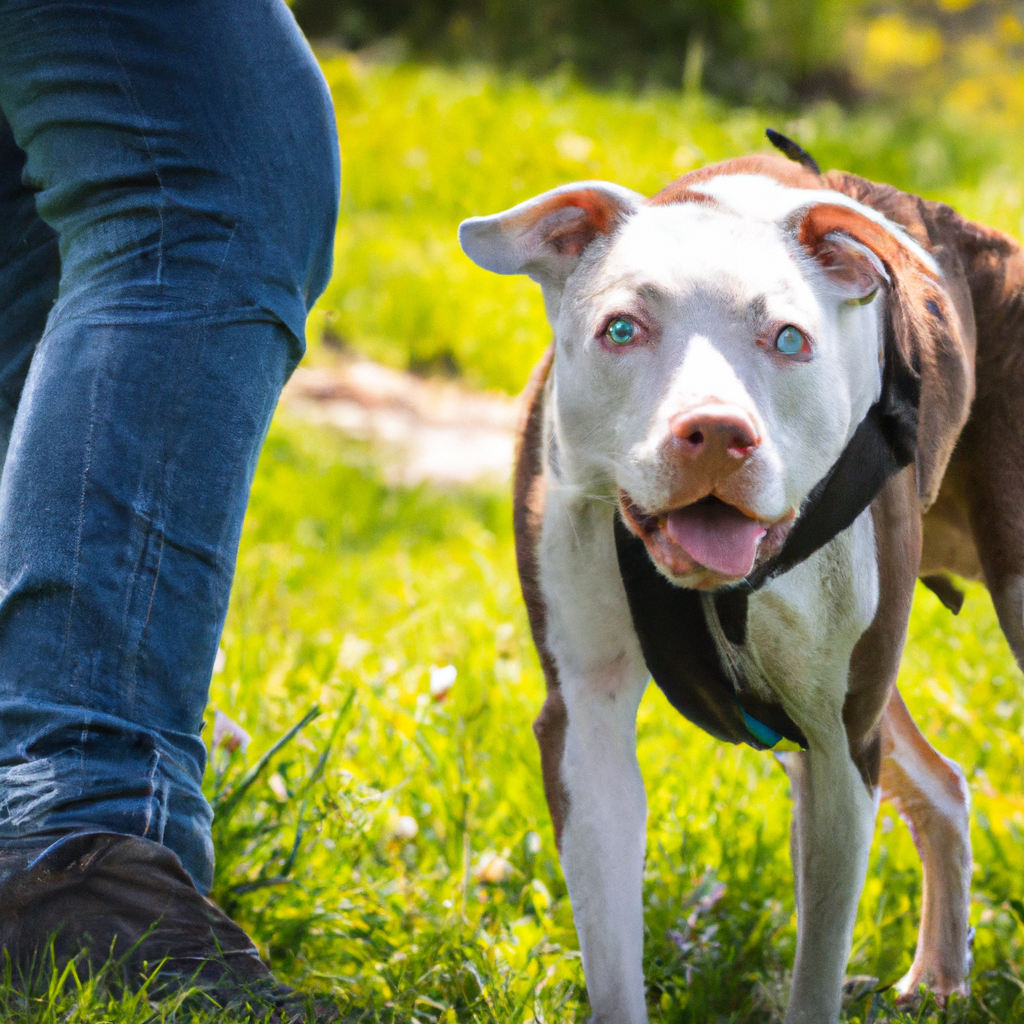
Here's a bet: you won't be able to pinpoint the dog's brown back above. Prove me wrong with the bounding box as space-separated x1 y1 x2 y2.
828 170 1024 667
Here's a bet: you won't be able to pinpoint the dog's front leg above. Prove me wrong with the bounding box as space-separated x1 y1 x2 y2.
532 495 651 1024
556 664 650 1024
783 743 877 1024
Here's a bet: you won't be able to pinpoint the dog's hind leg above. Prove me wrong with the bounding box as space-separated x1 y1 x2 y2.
954 360 1024 671
880 687 972 1005
965 466 1024 672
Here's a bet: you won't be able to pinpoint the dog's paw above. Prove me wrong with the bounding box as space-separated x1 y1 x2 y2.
894 924 973 1008
893 967 970 1009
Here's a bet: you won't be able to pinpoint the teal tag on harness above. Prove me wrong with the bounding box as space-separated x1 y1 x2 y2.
741 709 783 748
741 709 804 752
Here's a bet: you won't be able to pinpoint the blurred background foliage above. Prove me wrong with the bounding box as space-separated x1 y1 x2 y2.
300 0 1024 394
309 50 1024 394
290 0 1024 108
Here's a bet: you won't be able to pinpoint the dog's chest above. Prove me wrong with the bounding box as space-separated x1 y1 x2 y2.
718 509 881 732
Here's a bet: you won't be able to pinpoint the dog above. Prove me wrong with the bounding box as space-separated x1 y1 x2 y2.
458 133 1024 1023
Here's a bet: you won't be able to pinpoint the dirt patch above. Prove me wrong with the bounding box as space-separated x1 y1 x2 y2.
282 358 521 485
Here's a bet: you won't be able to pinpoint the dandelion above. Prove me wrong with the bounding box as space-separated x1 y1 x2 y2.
268 771 289 801
211 709 250 755
392 814 419 840
475 850 513 883
339 633 372 669
429 664 457 701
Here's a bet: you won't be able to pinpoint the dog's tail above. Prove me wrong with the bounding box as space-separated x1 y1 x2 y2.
765 128 821 175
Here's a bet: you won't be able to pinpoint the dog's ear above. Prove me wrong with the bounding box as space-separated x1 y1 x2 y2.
459 181 641 291
792 202 973 509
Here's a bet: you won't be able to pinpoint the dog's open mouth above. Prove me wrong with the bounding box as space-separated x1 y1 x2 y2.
621 493 788 583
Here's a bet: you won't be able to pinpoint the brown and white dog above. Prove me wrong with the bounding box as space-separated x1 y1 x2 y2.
459 139 1024 1023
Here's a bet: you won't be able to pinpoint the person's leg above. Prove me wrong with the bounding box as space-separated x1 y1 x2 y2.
0 0 338 901
0 111 59 470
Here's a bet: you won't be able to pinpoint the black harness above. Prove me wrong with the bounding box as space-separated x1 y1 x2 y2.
613 311 921 751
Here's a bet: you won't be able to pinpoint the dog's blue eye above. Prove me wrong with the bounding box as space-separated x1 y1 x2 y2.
607 318 636 346
775 325 804 355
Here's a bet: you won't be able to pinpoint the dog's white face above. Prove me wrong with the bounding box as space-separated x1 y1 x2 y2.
555 187 885 589
459 171 933 590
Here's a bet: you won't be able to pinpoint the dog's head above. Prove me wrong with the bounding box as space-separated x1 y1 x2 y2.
460 157 971 591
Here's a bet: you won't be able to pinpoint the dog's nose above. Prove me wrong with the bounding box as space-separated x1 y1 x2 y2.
668 405 761 462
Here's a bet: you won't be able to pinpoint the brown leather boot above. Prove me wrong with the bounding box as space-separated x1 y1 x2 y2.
0 832 339 1021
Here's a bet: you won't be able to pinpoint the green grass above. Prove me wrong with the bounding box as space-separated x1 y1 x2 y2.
17 415 1023 1023
11 58 1024 1023
208 419 1023 1024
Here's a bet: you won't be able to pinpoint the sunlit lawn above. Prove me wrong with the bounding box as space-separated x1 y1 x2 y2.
217 419 1024 1024
15 414 1023 1024
10 57 1024 1023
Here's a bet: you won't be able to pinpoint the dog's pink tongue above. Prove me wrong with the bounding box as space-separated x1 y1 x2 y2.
665 502 767 577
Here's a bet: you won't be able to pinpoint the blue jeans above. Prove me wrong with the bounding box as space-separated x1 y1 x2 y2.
0 0 339 893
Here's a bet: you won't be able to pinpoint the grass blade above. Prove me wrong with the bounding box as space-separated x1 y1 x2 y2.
214 705 321 821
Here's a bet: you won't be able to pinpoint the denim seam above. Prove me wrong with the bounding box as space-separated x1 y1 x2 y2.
121 212 234 695
141 743 161 840
57 343 102 684
119 509 166 712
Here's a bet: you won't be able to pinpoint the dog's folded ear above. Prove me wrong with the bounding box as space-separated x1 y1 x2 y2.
791 202 974 509
459 182 641 289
